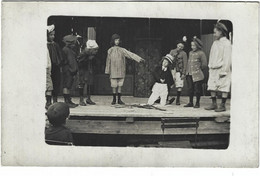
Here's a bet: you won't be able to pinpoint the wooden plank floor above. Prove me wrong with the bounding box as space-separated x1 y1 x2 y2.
66 120 230 135
61 96 231 118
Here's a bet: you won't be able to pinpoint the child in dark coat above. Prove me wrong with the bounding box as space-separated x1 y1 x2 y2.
148 54 174 106
62 35 79 108
45 102 73 145
77 40 99 106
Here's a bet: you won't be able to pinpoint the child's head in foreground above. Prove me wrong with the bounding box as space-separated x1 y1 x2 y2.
46 102 70 127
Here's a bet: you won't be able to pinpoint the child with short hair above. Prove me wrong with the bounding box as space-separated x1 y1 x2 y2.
148 54 174 106
105 34 145 104
45 102 73 145
184 36 207 108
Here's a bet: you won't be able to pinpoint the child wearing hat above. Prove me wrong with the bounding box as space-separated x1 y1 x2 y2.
169 37 188 105
62 35 79 108
105 34 145 105
47 24 64 104
148 54 175 106
77 40 99 106
184 36 207 108
45 102 73 145
205 22 232 112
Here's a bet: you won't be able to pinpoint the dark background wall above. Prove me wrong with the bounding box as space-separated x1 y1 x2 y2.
47 16 232 97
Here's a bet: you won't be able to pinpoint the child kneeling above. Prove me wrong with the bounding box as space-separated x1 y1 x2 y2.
148 54 174 106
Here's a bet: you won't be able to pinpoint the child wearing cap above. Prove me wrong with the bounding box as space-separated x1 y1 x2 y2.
169 37 188 105
47 24 64 105
205 22 232 112
148 54 174 106
45 102 73 145
77 40 99 106
105 34 145 105
62 35 79 108
184 37 207 108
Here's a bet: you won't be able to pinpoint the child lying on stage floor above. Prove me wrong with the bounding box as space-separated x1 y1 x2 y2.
148 54 175 106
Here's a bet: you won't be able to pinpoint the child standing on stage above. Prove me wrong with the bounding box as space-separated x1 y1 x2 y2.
148 54 175 106
184 37 207 108
62 35 79 108
169 37 188 105
46 48 53 109
105 34 145 105
77 40 99 106
47 25 64 104
205 22 232 112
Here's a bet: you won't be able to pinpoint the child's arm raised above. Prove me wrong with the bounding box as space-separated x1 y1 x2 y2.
122 48 145 63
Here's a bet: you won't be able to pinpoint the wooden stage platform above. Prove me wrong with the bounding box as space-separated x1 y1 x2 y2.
48 96 230 148
68 96 230 118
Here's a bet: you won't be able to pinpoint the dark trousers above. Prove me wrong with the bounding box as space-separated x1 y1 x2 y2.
51 65 61 96
186 75 203 96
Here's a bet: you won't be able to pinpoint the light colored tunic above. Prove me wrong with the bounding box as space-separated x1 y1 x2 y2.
46 49 53 91
207 37 232 92
105 46 143 79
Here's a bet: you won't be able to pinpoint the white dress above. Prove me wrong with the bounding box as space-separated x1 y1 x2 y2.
207 37 232 92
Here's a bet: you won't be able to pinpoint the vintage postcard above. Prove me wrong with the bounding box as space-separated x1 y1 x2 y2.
1 2 259 167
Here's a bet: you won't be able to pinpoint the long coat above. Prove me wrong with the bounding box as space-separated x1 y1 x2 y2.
62 46 78 75
105 46 143 79
207 37 232 92
186 50 207 82
77 48 96 85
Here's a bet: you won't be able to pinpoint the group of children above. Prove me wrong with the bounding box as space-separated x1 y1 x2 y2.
45 21 232 145
147 21 231 113
46 25 100 109
46 22 231 112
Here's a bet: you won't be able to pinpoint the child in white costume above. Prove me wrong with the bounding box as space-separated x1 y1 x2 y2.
205 22 232 112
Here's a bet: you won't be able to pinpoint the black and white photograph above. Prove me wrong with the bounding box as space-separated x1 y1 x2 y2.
1 2 259 168
45 16 232 148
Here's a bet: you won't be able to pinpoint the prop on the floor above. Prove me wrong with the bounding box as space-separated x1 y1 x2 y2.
113 104 167 111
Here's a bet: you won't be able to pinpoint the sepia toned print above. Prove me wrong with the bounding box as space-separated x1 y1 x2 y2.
45 16 232 148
